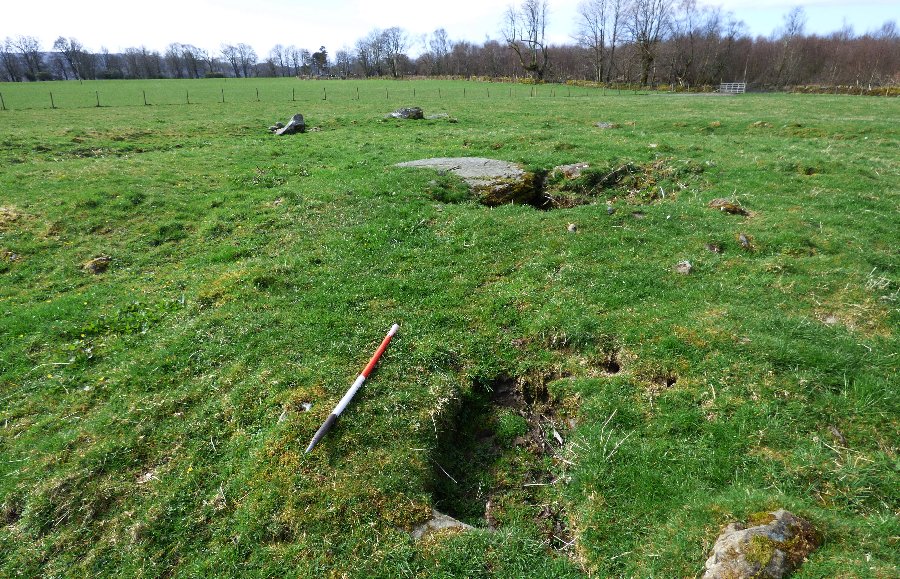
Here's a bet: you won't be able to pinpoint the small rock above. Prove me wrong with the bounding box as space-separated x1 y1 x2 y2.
632 211 646 219
274 114 305 135
606 204 616 215
390 107 424 120
567 223 577 233
411 509 473 540
596 121 620 129
268 122 285 132
706 243 723 253
553 163 590 179
828 424 848 446
703 509 821 579
675 260 693 275
738 233 753 250
83 255 111 274
708 198 749 216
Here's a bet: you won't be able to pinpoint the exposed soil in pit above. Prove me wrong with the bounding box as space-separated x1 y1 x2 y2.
429 373 574 549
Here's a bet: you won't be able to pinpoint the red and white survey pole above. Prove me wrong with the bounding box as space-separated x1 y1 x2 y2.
305 323 400 454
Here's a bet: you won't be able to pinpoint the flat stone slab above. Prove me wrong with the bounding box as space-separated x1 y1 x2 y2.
397 157 541 206
396 157 525 189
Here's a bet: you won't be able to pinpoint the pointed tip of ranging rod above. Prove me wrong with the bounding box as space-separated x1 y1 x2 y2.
304 324 399 454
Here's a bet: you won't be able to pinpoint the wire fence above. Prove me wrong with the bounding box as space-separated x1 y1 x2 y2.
0 81 652 112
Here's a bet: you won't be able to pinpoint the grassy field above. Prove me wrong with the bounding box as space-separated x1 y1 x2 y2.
0 78 897 577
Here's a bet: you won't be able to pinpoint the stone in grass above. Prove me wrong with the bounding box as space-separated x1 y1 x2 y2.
83 255 111 274
273 114 305 135
390 107 424 120
702 509 821 579
708 198 749 216
410 509 474 540
396 157 541 206
552 162 590 180
674 260 693 274
596 121 621 129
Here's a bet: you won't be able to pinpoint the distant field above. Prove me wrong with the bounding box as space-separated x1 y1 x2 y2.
0 77 609 110
0 79 897 577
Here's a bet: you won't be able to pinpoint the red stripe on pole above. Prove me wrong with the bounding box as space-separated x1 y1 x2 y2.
362 324 399 378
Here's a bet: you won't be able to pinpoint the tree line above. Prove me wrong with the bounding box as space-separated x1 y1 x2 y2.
2 1 897 89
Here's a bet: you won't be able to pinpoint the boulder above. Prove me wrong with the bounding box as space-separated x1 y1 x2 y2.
274 114 305 135
390 107 424 120
702 509 821 579
396 157 541 206
411 509 473 540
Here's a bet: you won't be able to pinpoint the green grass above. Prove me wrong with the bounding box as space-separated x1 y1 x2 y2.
1 78 897 577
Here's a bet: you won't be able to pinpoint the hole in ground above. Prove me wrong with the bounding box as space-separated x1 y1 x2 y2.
430 373 573 547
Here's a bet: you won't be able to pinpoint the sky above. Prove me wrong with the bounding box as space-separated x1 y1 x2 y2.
2 0 897 59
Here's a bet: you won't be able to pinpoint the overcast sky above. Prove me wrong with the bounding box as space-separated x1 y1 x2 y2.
3 0 896 58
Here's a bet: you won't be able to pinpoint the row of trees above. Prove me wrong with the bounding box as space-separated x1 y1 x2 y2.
2 1 898 88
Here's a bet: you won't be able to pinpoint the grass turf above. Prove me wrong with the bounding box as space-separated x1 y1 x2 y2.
0 78 897 577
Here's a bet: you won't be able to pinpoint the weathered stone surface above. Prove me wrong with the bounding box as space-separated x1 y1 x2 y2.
274 114 305 135
596 121 621 129
675 260 693 274
552 162 590 180
83 255 111 274
410 509 473 540
708 197 748 215
390 107 424 120
702 509 821 579
396 157 541 206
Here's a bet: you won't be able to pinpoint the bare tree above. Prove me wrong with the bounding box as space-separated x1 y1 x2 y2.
164 43 186 78
269 44 288 76
335 48 352 78
503 0 551 80
221 43 256 77
773 6 806 85
429 28 453 75
381 27 409 78
2 38 24 82
625 0 674 85
578 0 623 82
10 35 44 80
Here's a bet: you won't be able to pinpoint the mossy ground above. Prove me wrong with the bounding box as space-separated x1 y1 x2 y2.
0 79 897 577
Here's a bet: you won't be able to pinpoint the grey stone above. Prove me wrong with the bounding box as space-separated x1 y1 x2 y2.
411 509 473 540
552 162 590 180
390 107 424 120
702 509 821 579
675 260 693 274
274 114 305 135
596 121 621 129
396 157 540 206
